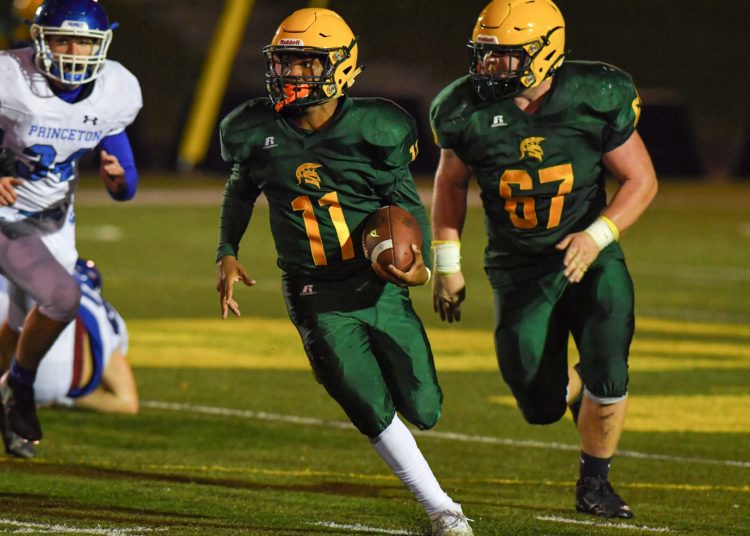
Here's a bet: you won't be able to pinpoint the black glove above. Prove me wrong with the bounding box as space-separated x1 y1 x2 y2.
0 148 17 177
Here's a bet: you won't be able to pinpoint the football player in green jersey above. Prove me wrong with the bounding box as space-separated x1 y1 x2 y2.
215 8 472 535
430 0 658 519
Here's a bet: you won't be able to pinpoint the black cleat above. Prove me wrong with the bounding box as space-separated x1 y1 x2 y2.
576 476 634 519
0 379 38 458
0 374 42 442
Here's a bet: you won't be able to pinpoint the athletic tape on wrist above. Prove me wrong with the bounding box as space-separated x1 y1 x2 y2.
584 216 619 251
431 240 461 274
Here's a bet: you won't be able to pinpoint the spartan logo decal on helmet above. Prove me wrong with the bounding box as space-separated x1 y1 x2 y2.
468 0 565 100
263 8 363 112
30 0 115 87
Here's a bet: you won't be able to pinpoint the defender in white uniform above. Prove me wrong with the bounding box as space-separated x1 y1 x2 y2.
0 0 141 448
0 259 138 458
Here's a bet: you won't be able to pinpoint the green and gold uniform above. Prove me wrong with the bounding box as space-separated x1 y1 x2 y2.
218 97 440 437
431 61 640 423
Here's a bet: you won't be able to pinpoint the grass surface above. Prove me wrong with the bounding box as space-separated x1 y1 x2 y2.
1 180 748 535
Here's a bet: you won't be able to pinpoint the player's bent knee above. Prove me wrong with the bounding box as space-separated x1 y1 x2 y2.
41 279 81 322
402 406 441 431
518 398 567 425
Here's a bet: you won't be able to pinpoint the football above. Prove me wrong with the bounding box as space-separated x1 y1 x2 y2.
362 205 422 273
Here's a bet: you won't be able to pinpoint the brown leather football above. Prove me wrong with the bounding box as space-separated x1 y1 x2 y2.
362 205 422 272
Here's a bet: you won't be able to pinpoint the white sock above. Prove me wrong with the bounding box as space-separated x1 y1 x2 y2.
370 414 456 518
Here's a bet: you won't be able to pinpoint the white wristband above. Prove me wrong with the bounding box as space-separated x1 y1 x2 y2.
432 241 461 274
584 216 619 251
422 267 432 285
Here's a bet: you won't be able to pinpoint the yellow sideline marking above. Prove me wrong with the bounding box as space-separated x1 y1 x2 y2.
637 317 750 338
489 395 750 433
140 464 397 482
127 317 750 372
126 464 750 494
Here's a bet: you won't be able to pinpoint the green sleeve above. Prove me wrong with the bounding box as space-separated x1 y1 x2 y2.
601 69 641 153
386 167 432 271
429 76 471 150
216 162 261 262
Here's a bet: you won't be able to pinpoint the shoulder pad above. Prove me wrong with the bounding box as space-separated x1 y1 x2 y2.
219 98 276 163
353 98 416 149
430 76 475 148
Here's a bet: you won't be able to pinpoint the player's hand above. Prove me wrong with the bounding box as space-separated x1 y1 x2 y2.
216 255 256 319
433 270 466 323
556 232 600 283
372 244 429 287
0 176 23 206
99 150 126 195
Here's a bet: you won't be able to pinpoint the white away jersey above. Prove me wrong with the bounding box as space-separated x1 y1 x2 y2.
34 283 129 404
0 275 129 404
0 47 142 213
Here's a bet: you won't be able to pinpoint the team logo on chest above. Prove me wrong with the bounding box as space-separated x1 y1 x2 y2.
295 162 323 189
519 136 546 161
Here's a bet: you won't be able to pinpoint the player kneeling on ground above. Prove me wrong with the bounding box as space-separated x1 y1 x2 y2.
215 8 472 536
0 258 138 458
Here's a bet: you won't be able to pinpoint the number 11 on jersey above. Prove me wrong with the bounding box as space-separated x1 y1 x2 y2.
291 191 354 266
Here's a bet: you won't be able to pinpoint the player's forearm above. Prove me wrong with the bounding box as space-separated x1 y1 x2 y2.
100 132 138 201
216 171 257 261
601 131 658 234
431 178 468 241
602 175 657 233
390 170 432 270
432 149 471 241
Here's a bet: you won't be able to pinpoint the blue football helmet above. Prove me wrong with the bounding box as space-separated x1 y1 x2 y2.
29 0 114 86
74 258 102 293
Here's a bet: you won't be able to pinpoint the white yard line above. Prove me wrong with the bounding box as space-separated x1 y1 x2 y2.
0 519 166 535
142 400 750 469
535 515 673 533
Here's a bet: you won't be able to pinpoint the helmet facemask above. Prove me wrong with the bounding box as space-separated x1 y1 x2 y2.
468 35 560 101
31 23 112 87
263 40 356 112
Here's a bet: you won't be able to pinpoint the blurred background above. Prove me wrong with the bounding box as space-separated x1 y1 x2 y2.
2 0 749 180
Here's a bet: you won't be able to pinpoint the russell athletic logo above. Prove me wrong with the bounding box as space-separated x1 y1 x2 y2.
299 284 316 296
263 136 278 150
491 115 507 128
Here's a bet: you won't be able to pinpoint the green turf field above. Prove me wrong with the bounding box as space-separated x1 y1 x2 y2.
1 180 748 535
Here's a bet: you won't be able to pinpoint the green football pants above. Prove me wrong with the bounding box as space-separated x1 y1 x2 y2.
283 270 442 438
488 257 634 424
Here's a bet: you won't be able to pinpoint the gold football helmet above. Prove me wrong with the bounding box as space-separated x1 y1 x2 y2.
263 8 363 112
468 0 565 100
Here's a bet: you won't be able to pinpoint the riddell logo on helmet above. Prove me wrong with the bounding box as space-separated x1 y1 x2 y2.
476 34 499 44
279 39 303 46
61 21 89 30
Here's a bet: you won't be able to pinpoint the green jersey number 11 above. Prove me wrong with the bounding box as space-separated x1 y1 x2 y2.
292 191 354 266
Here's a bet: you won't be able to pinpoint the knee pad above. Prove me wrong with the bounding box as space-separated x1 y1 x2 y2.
402 405 441 431
519 397 567 425
40 277 81 322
